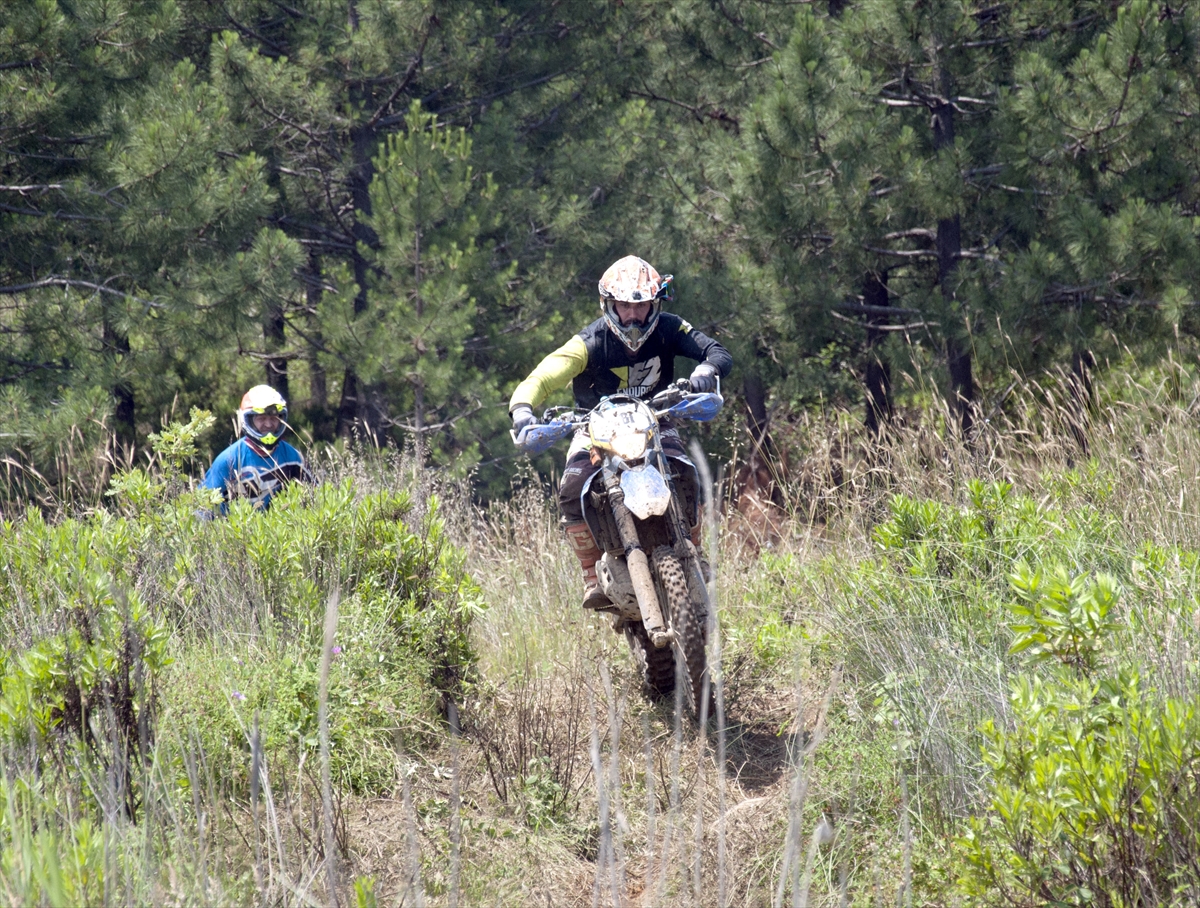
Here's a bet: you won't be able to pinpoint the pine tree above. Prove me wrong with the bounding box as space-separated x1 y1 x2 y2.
196 0 650 463
197 0 436 440
103 55 296 425
728 3 882 416
1 0 287 481
352 103 508 466
726 0 1199 433
6 0 1196 501
0 0 182 452
995 1 1200 380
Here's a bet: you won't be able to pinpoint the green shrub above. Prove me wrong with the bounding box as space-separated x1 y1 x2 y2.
0 412 483 814
872 479 1114 581
723 551 810 679
166 603 440 795
818 476 1140 823
0 554 172 824
1006 561 1120 676
959 563 1200 906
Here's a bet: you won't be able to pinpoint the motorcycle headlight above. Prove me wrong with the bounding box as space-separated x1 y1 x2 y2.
609 429 649 460
589 398 655 459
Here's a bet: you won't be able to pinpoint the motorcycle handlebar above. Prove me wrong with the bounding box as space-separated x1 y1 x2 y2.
512 386 724 453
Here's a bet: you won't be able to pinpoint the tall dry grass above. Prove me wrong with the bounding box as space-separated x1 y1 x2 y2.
6 365 1200 906
390 365 1200 906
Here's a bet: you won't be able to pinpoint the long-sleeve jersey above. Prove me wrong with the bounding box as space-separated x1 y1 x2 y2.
509 313 733 413
200 437 312 513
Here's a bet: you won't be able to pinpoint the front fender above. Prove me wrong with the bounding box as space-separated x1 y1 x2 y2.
620 464 671 519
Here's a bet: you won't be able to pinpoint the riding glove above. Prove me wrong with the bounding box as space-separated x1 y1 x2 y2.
688 363 720 393
511 404 538 435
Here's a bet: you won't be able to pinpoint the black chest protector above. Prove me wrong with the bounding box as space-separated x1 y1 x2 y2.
571 314 697 410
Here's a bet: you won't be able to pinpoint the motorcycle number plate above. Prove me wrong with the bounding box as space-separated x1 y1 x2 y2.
620 465 671 519
590 399 654 457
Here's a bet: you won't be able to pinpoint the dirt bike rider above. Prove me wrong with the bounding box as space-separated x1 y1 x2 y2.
200 385 313 516
509 255 733 610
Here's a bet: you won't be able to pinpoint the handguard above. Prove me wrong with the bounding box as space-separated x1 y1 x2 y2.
511 419 575 455
664 392 724 423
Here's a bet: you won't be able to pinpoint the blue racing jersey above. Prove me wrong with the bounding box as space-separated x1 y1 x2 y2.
200 437 312 513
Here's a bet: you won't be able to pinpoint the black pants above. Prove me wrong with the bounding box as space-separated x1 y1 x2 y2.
558 428 688 524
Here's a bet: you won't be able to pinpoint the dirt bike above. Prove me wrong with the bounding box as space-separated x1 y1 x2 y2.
513 379 722 718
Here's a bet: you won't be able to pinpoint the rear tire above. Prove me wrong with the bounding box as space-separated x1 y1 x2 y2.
652 546 712 720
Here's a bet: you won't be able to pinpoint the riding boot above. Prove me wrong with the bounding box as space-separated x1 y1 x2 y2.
564 522 613 610
691 523 713 582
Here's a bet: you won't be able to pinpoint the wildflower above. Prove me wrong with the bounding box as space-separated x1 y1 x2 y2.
331 646 342 655
232 691 246 701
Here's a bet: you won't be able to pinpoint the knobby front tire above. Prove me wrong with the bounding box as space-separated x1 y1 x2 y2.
652 545 712 721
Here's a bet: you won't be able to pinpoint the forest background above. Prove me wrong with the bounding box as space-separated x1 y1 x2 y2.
5 0 1198 501
5 3 1200 906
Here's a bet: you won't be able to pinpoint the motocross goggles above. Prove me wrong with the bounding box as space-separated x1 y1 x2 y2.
241 404 289 446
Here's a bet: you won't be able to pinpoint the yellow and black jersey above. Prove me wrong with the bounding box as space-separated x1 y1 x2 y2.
510 313 732 413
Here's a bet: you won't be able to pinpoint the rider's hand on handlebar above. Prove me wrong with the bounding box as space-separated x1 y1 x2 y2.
651 381 688 408
688 363 720 393
511 404 538 435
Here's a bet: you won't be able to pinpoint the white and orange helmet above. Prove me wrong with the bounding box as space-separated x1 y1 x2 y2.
597 255 673 353
238 384 288 447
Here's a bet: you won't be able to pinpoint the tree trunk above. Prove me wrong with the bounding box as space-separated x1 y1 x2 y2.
337 5 383 443
945 332 973 436
744 368 769 450
412 175 426 465
863 269 893 435
336 370 360 440
932 75 972 436
336 126 381 440
102 303 136 454
742 367 783 508
304 253 334 442
264 301 289 403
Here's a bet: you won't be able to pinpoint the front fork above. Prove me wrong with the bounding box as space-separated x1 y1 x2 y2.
658 449 711 623
600 464 672 649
